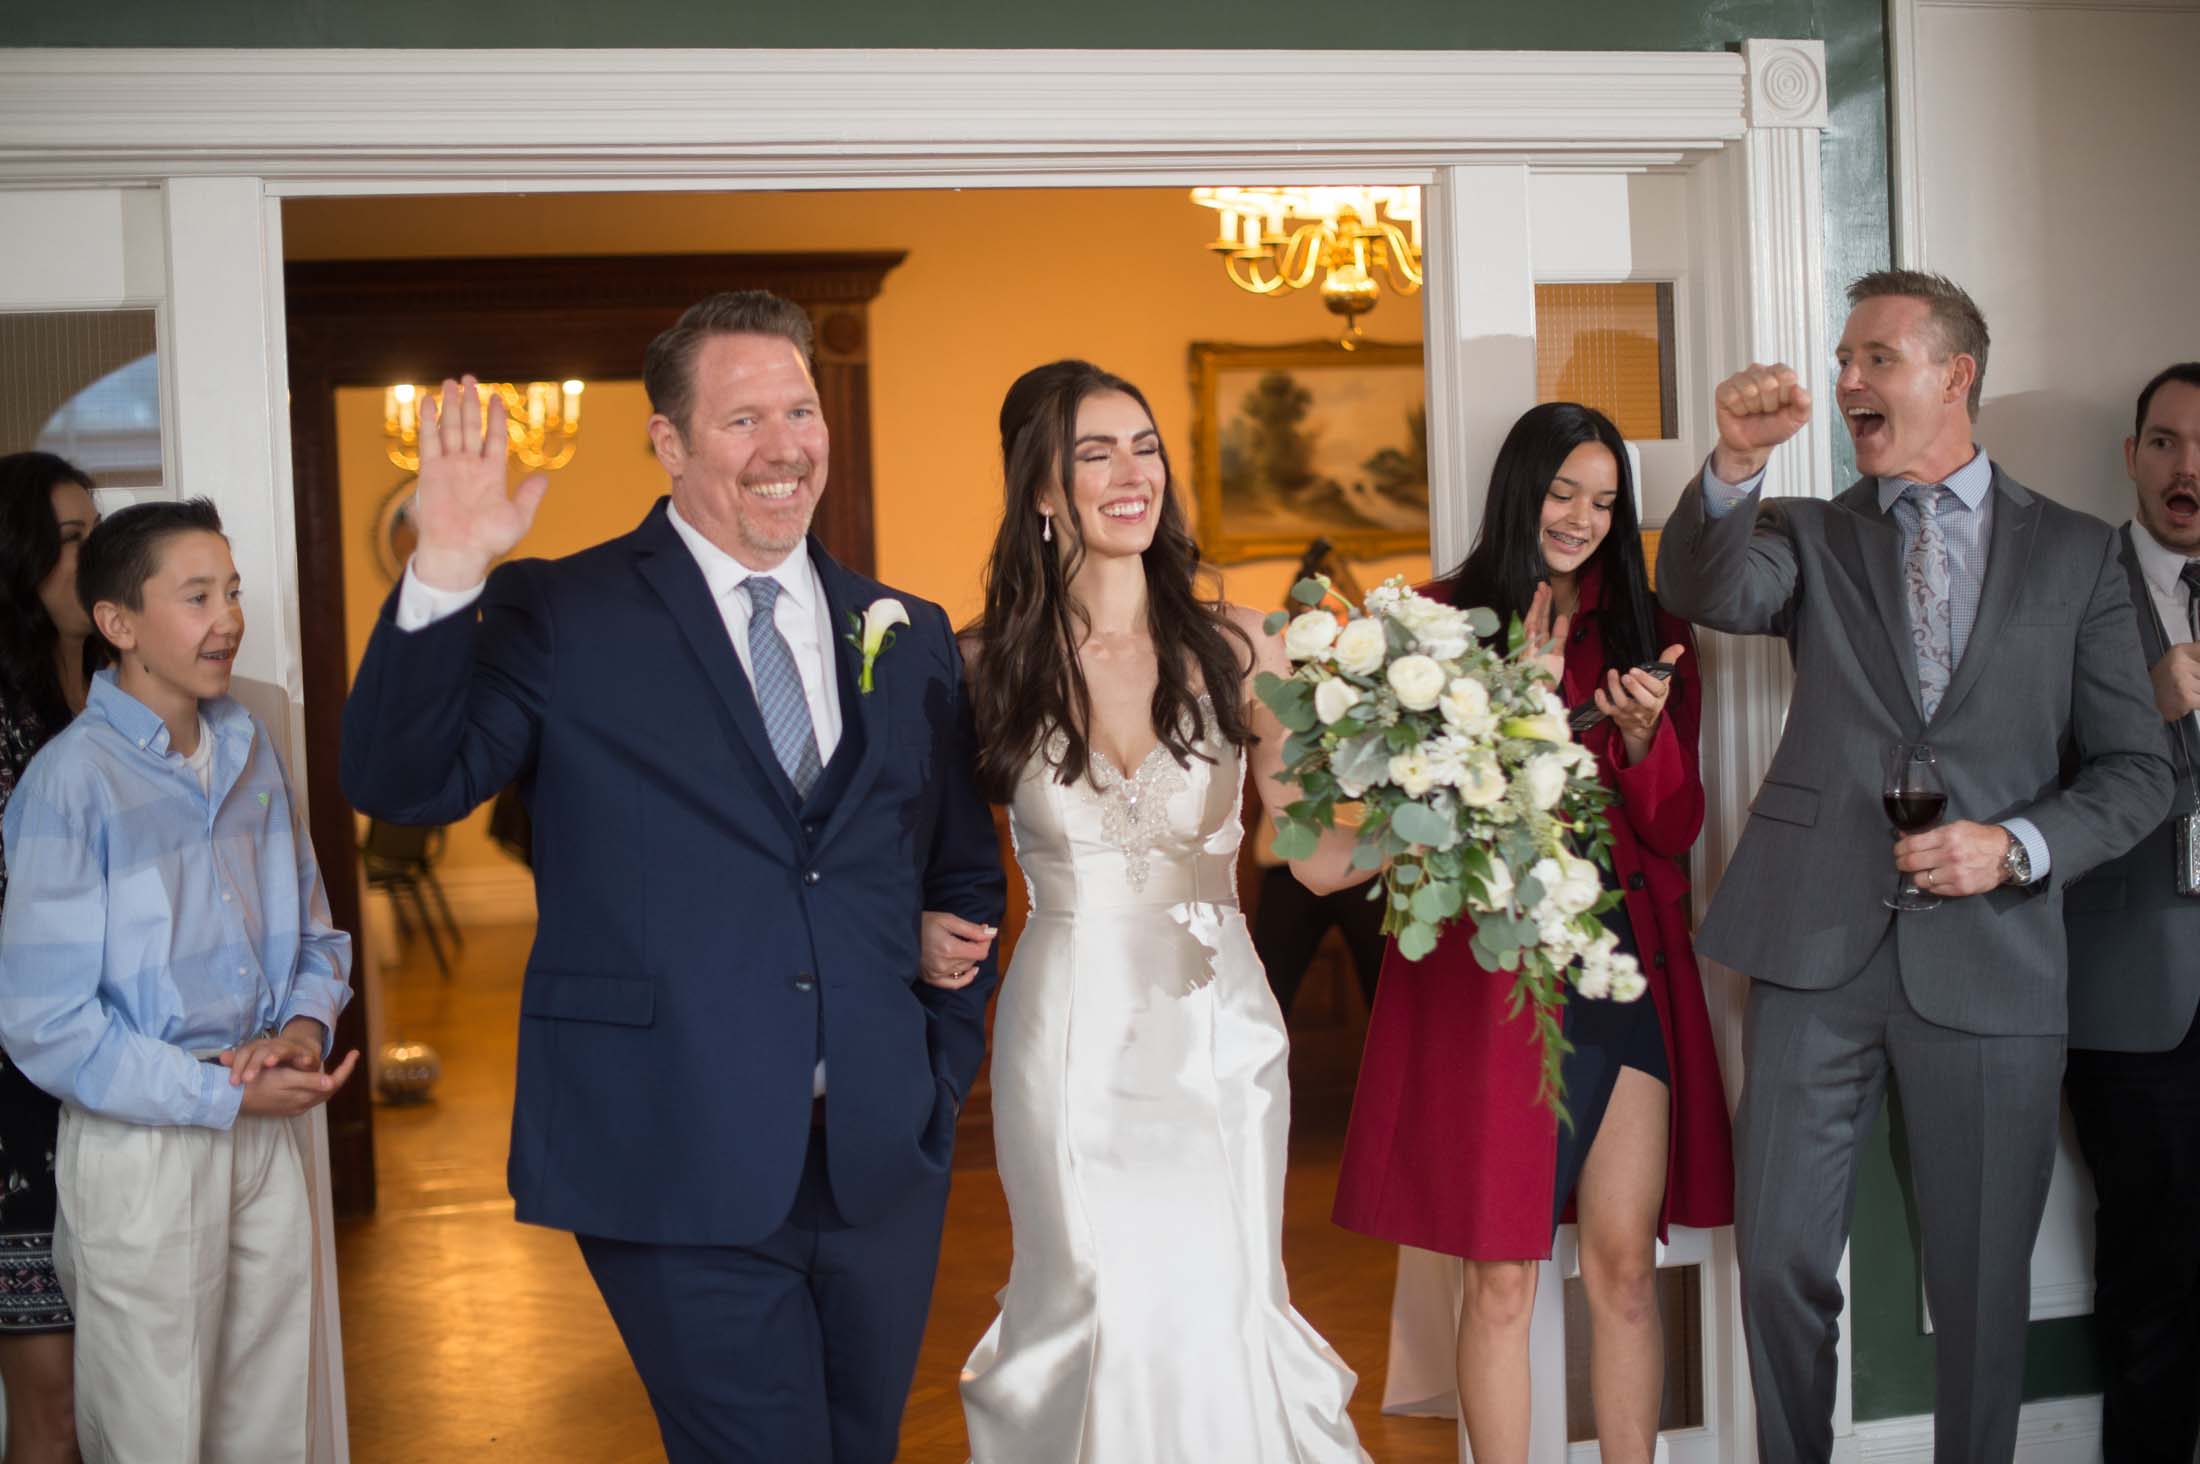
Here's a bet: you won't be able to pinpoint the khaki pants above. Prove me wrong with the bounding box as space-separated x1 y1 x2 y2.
55 1106 314 1464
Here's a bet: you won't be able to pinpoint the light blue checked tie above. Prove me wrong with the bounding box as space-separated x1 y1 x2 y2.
1898 482 1955 718
741 576 824 798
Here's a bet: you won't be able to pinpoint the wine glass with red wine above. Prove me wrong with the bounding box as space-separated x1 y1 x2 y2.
1883 743 1947 912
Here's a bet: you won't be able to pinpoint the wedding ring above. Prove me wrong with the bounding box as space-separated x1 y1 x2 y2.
1925 869 1937 887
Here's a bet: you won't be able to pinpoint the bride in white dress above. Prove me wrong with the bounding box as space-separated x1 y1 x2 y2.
930 360 1373 1463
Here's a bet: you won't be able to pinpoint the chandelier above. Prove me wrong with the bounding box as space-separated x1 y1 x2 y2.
383 380 586 473
1192 187 1423 344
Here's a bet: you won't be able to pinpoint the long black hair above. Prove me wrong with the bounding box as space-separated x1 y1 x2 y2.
0 451 99 738
1436 401 1657 672
968 360 1252 803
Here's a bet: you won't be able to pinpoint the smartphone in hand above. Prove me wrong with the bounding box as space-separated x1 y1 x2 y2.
1566 661 1676 734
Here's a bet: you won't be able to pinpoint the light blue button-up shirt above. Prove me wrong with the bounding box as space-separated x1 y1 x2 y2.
1700 448 2051 880
0 672 352 1129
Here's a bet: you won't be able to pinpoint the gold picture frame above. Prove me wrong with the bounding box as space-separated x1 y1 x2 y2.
1189 338 1429 564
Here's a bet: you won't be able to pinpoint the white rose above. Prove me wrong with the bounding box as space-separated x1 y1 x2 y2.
1333 617 1388 676
1282 610 1340 661
1550 853 1603 916
1522 753 1569 811
1387 654 1447 711
1313 677 1362 726
1606 958 1647 1002
1438 676 1496 737
1456 758 1508 808
1388 750 1438 799
1574 961 1613 1001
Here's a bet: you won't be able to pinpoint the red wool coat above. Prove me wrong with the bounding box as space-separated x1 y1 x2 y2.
1332 570 1736 1260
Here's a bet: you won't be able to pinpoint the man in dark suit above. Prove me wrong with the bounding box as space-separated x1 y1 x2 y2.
341 291 1005 1464
1657 271 2171 1462
2065 361 2200 1464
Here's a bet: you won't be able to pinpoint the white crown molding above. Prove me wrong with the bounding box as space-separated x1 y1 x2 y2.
1743 38 1829 128
0 47 1749 188
1853 1394 2101 1462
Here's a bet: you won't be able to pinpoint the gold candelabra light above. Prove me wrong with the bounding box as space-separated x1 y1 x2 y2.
1192 187 1424 345
383 380 586 473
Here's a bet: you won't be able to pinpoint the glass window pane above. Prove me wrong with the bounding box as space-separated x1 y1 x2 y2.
0 308 163 488
1535 283 1677 441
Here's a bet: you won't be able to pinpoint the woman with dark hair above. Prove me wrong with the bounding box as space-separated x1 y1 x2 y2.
0 450 97 1462
946 360 1370 1460
1332 403 1733 1462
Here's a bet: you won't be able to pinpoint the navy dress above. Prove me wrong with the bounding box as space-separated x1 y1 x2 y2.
0 687 70 1332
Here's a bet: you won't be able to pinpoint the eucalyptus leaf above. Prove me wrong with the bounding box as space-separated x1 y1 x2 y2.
1351 841 1387 870
1270 819 1319 861
1466 606 1499 638
1516 875 1546 912
1391 863 1423 888
1290 578 1329 606
1389 801 1453 849
1397 921 1440 961
1410 880 1463 923
1329 732 1392 793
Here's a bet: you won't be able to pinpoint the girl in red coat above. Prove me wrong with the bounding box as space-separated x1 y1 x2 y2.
1331 403 1734 1463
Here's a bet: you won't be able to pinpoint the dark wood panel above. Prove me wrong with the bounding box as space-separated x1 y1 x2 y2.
286 250 905 1216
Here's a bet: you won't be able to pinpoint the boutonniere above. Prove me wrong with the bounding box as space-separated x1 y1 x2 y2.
845 597 910 694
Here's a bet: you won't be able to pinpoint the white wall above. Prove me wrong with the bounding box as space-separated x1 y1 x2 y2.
1901 0 2200 521
1893 0 2200 1342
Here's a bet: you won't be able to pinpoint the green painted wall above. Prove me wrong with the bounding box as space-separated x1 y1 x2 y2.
9 0 2098 1422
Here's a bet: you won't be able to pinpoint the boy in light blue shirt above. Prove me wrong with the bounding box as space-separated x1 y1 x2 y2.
0 498 355 1462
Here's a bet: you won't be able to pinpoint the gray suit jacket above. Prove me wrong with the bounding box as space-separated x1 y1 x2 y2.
2064 524 2200 1052
1657 466 2171 1037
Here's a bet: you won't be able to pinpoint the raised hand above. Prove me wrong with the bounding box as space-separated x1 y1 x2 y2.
1711 363 1814 484
1522 582 1571 685
410 376 551 591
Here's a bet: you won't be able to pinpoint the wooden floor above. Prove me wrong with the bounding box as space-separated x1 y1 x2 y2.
336 924 1458 1462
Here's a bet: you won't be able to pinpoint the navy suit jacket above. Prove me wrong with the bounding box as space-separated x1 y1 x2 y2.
341 500 1005 1245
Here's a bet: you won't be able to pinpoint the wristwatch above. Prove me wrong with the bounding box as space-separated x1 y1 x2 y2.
1998 827 2033 887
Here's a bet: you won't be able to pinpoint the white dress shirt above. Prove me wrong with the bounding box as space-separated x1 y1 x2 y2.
393 507 842 1095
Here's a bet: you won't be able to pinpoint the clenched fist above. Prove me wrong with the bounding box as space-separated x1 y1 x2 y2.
1712 363 1814 484
2154 643 2200 723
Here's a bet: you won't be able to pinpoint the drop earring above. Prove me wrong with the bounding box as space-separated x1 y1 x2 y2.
1041 514 1053 543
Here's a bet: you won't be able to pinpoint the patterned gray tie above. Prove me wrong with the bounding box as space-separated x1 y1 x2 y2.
2181 560 2200 641
740 576 824 798
1900 482 1955 718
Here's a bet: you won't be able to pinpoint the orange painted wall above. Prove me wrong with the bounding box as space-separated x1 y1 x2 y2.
302 188 1433 874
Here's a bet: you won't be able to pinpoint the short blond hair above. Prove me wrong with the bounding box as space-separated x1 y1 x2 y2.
1848 270 1990 418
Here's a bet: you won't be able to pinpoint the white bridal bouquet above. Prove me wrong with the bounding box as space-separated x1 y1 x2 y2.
1256 575 1645 1120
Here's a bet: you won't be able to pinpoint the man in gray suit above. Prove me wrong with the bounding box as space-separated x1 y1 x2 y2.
1657 270 2171 1462
2064 361 2200 1464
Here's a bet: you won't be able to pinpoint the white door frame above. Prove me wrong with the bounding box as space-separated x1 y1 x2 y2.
0 41 1836 1462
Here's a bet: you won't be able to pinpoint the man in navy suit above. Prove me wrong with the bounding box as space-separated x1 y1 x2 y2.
342 291 1005 1463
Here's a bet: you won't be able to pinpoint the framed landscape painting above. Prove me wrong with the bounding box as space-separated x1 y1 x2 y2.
1189 338 1428 563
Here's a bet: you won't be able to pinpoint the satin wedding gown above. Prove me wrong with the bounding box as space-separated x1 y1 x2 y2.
961 697 1370 1462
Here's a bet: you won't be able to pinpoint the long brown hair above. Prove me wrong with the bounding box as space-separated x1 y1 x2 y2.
967 360 1252 803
